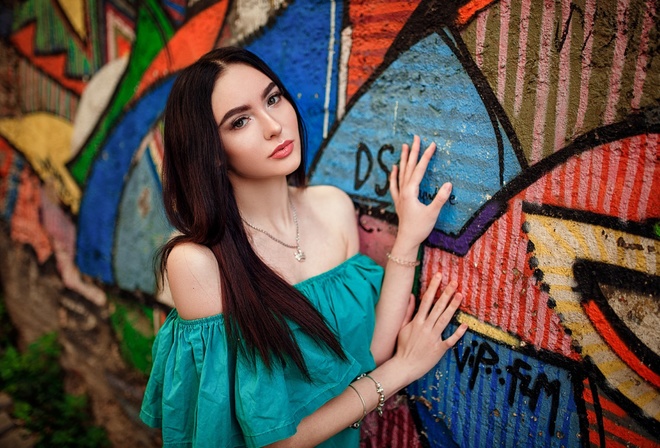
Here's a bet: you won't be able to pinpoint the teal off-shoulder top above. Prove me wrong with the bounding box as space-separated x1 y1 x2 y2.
140 253 384 447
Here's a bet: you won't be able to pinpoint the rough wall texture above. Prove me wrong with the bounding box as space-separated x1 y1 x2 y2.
0 0 658 447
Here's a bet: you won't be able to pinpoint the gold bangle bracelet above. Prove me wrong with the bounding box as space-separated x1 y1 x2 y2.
348 384 366 429
386 252 420 267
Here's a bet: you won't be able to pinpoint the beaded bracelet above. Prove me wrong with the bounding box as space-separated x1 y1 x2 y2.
348 384 367 429
386 252 421 267
357 373 385 417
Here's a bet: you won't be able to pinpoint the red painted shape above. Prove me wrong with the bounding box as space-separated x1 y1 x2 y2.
134 0 229 98
346 0 419 100
456 0 498 26
346 0 500 101
10 23 86 95
583 381 659 448
582 299 660 389
0 139 16 208
542 134 659 221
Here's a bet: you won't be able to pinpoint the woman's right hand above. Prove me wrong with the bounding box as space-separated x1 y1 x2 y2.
392 272 468 384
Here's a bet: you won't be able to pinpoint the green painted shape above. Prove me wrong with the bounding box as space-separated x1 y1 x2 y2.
109 298 156 376
69 0 174 185
12 0 97 76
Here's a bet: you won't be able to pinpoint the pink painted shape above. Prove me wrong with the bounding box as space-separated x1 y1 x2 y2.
631 0 655 110
41 190 106 306
357 214 396 267
572 0 596 137
513 0 532 117
497 0 511 102
603 0 631 123
475 8 489 69
530 0 556 164
10 167 52 263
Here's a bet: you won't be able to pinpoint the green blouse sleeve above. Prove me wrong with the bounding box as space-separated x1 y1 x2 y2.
140 253 384 448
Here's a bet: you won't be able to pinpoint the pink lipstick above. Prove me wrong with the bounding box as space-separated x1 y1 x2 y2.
270 140 294 159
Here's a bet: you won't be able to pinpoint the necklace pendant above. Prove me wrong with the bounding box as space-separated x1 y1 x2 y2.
294 248 306 262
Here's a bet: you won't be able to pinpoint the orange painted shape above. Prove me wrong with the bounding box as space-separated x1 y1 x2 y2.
117 35 132 59
10 167 53 263
134 0 229 98
346 0 419 100
583 299 660 389
456 0 498 26
10 23 86 95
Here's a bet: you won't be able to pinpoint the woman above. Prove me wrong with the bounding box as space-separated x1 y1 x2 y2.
140 46 468 447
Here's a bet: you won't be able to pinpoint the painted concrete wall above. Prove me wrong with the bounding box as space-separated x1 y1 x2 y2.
0 0 658 446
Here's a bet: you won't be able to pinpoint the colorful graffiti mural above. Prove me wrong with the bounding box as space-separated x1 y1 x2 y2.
0 0 657 446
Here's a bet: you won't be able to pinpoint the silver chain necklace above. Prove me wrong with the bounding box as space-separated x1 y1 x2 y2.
242 198 306 262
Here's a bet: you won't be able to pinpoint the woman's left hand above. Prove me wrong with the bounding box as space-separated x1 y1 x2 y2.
389 134 452 247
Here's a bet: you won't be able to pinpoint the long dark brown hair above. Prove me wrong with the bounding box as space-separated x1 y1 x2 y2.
157 47 345 379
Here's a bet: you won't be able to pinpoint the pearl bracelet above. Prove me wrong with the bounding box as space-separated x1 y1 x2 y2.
386 252 421 267
357 373 385 417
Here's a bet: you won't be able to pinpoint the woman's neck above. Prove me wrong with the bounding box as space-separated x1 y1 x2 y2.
231 176 296 231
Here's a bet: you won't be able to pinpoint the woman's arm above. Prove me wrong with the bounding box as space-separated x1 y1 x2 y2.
267 272 468 448
370 135 453 365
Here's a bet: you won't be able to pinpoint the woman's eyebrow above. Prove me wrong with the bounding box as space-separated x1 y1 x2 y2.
218 82 277 127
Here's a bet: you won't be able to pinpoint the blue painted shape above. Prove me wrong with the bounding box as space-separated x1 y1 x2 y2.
0 151 23 221
309 30 521 235
114 146 173 293
76 78 175 284
246 0 342 168
407 328 582 448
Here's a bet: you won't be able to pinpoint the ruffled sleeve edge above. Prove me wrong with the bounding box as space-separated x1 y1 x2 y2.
243 357 362 447
139 409 161 428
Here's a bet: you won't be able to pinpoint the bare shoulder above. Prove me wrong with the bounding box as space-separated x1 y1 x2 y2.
166 242 223 319
304 185 356 217
302 185 359 255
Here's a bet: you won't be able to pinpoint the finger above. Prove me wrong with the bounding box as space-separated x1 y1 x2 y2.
416 272 442 318
389 165 400 201
433 292 464 331
408 141 437 186
398 143 410 187
430 182 452 212
400 294 415 330
442 322 469 348
404 135 421 183
428 281 458 324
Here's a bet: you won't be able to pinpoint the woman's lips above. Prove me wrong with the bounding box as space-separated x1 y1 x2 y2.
270 140 294 159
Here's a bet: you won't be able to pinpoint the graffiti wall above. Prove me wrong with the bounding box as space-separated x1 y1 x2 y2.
0 0 657 446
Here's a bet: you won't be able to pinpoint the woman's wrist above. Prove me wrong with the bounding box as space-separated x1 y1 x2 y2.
386 242 420 267
371 356 416 399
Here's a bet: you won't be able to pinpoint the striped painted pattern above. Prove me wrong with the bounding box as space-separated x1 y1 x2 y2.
18 59 79 120
461 0 658 163
526 214 659 420
345 0 419 100
422 196 577 359
582 380 660 447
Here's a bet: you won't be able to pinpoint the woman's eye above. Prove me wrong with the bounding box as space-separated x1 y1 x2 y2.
232 117 250 129
267 93 281 106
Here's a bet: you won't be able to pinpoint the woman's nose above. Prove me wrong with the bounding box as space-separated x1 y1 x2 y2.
263 112 282 139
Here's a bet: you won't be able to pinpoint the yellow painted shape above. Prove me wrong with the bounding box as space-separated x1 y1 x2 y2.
56 0 87 40
456 312 522 348
0 113 80 213
525 214 660 416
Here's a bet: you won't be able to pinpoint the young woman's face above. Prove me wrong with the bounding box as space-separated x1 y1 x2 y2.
211 63 301 181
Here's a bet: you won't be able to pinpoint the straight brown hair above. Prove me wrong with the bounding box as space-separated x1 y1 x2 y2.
157 47 346 379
